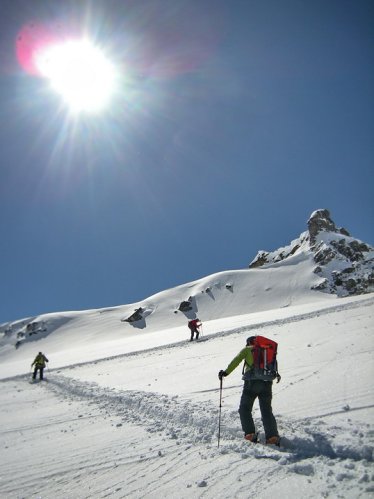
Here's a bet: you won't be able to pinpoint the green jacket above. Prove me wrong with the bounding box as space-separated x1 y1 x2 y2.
32 354 48 368
225 346 253 375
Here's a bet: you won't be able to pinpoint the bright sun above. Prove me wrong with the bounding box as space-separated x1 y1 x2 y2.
35 39 117 114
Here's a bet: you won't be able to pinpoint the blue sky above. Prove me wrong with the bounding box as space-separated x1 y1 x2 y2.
0 0 373 325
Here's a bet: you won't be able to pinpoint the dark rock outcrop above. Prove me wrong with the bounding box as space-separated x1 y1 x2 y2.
123 308 144 323
249 209 373 297
308 209 350 245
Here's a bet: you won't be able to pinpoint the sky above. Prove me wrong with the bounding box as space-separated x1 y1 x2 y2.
0 0 373 325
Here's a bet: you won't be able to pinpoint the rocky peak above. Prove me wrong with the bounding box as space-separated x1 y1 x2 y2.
249 209 374 297
308 209 350 245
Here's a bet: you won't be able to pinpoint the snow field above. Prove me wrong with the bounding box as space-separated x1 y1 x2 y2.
1 295 373 498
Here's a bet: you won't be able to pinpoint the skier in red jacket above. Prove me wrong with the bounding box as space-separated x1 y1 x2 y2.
188 319 201 341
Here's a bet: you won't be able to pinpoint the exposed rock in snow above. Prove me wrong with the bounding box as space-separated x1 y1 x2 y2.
249 209 374 297
308 209 350 245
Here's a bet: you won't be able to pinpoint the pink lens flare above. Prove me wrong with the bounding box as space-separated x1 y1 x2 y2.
16 21 73 76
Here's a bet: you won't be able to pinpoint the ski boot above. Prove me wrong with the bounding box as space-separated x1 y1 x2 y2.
266 436 280 447
244 433 258 443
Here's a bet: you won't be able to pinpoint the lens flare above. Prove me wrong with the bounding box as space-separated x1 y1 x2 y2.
35 39 117 113
16 22 59 75
16 22 117 114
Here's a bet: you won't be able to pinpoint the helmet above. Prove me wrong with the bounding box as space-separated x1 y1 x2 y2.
246 336 256 346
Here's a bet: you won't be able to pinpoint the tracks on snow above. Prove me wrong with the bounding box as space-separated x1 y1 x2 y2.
42 372 373 464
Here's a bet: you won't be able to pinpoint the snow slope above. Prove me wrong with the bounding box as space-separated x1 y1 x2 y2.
1 210 373 498
0 252 335 378
0 294 373 499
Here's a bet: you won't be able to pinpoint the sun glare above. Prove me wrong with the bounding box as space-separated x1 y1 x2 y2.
35 39 117 113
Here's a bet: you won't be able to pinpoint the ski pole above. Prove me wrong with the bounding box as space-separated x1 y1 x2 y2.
218 377 223 448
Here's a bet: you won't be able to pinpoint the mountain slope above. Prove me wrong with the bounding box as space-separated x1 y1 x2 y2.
0 294 373 498
1 209 372 372
0 257 333 375
0 209 373 497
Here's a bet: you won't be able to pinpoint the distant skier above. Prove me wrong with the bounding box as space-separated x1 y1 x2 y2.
188 318 201 341
31 352 49 380
218 336 280 445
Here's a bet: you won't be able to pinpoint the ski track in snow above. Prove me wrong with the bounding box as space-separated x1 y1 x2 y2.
16 370 372 498
43 371 374 464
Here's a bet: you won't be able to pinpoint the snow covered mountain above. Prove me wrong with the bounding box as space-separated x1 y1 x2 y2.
0 210 373 498
250 209 374 296
1 209 373 368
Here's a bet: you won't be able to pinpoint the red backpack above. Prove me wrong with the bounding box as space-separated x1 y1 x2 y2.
243 335 280 382
188 319 199 330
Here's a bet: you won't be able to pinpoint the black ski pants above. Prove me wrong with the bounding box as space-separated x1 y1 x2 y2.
190 328 199 340
239 379 278 439
33 366 44 380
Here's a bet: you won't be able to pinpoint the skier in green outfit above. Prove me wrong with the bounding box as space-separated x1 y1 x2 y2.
31 352 49 381
218 336 280 445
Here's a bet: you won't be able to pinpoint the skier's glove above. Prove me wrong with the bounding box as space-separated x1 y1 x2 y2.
218 370 227 380
276 374 281 383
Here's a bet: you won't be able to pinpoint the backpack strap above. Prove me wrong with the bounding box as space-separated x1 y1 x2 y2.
275 359 281 383
242 357 253 375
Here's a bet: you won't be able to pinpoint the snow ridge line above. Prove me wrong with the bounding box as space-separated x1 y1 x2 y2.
45 294 374 373
3 296 372 383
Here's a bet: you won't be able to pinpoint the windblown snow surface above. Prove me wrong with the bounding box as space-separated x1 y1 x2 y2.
0 260 373 498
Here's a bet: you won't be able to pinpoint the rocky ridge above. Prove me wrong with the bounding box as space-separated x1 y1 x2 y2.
249 209 374 297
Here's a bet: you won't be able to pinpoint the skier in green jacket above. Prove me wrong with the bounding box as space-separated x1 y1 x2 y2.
31 352 49 380
218 336 280 445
